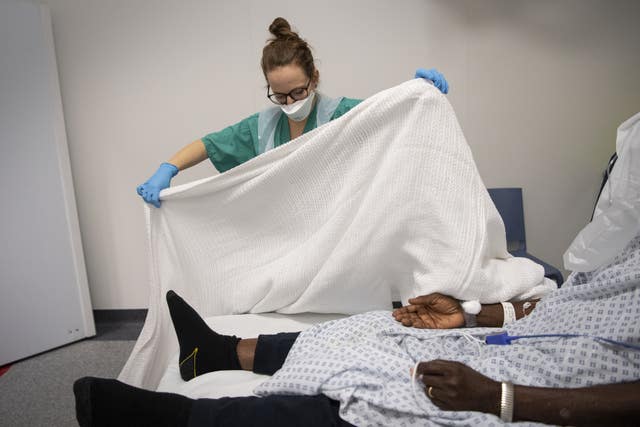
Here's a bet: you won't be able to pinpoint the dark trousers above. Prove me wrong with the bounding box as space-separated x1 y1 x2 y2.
188 332 355 427
253 332 299 375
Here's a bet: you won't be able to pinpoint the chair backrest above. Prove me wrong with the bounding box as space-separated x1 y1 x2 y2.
487 188 527 253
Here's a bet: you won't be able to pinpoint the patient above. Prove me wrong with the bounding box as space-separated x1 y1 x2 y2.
74 233 640 427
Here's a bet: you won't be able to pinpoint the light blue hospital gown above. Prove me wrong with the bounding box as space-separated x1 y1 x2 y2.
255 235 640 426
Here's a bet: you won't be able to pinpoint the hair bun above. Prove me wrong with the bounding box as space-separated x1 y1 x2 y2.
261 17 315 82
269 17 296 39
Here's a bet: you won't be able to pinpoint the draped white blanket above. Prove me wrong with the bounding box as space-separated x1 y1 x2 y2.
119 80 552 389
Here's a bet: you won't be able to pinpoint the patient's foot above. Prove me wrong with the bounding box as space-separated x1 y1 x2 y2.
73 376 193 427
166 290 241 381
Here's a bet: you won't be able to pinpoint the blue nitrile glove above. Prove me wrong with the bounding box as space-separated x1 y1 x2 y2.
415 68 449 94
136 162 179 208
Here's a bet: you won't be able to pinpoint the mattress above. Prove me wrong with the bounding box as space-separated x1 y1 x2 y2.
156 312 347 398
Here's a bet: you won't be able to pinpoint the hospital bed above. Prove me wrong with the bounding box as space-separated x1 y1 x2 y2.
153 187 563 399
156 312 347 398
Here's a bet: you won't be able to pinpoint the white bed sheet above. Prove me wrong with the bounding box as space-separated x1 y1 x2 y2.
156 312 347 398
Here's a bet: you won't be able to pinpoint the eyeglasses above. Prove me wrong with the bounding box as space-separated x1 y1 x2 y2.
267 80 311 105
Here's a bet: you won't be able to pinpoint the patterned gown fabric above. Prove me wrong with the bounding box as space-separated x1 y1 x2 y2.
256 235 640 426
120 79 552 389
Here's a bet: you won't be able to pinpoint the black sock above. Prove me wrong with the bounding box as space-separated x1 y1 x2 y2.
166 290 241 381
73 377 193 427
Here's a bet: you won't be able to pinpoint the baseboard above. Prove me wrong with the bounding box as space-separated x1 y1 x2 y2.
92 309 148 341
93 309 148 323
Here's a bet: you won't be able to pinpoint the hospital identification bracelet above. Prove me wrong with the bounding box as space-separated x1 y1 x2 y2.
500 382 514 422
501 302 517 326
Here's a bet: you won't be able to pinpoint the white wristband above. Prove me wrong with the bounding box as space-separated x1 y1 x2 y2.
500 302 517 326
500 382 514 422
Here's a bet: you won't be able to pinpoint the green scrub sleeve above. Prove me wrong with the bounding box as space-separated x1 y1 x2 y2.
202 97 361 173
201 113 259 173
331 97 363 120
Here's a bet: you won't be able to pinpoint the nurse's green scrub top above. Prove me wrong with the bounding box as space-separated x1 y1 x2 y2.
202 97 362 173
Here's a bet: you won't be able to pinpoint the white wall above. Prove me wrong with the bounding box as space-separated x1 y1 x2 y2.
42 0 640 309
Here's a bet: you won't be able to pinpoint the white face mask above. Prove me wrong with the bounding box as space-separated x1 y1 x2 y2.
280 91 316 122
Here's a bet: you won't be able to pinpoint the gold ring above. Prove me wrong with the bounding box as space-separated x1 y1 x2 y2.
427 386 434 399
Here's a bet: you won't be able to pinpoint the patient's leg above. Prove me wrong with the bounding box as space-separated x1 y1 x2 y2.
74 377 354 427
252 332 299 375
73 377 192 427
167 290 300 380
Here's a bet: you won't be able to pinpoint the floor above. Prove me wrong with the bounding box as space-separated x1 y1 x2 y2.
0 311 145 426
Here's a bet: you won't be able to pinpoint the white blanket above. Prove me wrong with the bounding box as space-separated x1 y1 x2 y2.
119 80 552 389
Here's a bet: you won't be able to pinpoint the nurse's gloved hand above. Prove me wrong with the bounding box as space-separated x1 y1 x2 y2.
136 162 179 208
415 68 449 94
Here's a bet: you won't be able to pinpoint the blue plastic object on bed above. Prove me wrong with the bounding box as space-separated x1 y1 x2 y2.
488 187 564 286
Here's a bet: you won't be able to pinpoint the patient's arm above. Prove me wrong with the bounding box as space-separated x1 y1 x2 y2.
417 360 639 426
475 300 539 327
392 293 539 328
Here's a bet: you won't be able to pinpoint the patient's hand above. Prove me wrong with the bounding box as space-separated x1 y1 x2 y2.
392 293 464 329
416 360 500 414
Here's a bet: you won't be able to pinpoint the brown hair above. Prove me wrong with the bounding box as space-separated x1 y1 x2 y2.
261 17 317 83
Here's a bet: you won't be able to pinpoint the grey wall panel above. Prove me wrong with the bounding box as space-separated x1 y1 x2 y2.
0 0 94 365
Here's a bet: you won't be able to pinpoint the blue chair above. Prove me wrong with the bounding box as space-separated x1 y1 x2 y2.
487 187 564 286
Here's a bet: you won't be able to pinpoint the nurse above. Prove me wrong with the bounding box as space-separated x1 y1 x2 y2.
137 17 450 207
